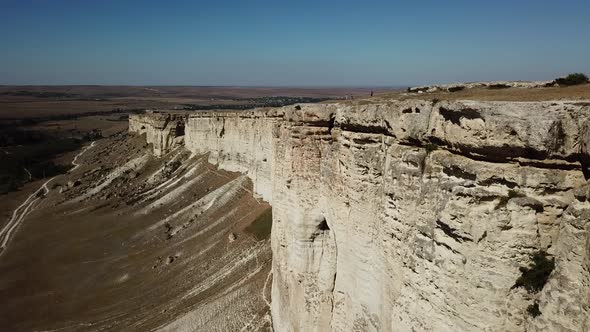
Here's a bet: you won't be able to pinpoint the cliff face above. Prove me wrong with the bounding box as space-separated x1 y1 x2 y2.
129 112 187 156
183 109 283 203
130 100 590 332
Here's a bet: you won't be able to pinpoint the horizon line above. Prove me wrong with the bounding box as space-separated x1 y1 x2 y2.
0 84 408 89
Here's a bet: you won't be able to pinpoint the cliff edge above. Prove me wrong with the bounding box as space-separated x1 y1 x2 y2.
130 99 590 331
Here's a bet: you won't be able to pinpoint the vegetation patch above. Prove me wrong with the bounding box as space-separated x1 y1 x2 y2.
447 86 465 92
512 251 555 293
183 96 333 111
245 208 272 241
0 133 99 194
488 83 510 89
527 302 542 317
555 73 589 86
0 90 78 98
424 143 439 154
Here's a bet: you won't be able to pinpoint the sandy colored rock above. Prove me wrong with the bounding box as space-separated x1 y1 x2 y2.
131 99 590 332
67 180 81 188
129 112 188 157
228 232 237 242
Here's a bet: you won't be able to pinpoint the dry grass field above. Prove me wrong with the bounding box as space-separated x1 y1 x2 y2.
0 86 395 119
374 83 590 102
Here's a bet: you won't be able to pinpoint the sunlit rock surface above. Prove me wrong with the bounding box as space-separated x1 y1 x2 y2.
131 99 590 332
129 112 187 157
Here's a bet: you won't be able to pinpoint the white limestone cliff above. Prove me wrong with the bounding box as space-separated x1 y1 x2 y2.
130 99 590 332
129 111 187 156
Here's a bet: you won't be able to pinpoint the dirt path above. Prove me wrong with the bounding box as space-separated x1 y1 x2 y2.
70 141 96 172
262 270 274 331
0 141 96 257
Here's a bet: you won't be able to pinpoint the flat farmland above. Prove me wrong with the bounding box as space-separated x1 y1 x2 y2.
0 86 398 119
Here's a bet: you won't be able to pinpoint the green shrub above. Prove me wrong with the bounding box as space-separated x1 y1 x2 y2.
488 83 510 89
555 73 589 86
424 143 439 154
527 302 542 317
448 86 465 92
513 251 555 293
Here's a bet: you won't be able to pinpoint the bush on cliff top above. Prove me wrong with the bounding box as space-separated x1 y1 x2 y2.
555 73 589 86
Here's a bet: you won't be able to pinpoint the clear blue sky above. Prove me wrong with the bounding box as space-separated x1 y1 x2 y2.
1 0 589 86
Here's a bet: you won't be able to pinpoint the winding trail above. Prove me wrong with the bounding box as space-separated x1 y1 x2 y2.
238 267 273 332
0 141 96 257
262 270 272 309
70 141 96 172
262 269 273 331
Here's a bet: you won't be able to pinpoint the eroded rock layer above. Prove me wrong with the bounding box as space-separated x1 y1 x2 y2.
129 112 188 156
130 99 590 332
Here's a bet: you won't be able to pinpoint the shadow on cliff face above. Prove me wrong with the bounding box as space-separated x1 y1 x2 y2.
0 132 272 332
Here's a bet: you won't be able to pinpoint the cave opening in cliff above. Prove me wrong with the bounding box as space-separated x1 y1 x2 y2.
175 122 185 136
318 218 330 231
310 216 331 241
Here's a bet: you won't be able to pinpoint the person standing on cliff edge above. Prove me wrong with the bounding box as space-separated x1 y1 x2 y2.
370 90 374 97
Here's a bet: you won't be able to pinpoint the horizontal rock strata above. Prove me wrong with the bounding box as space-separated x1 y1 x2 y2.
129 111 188 156
130 99 590 332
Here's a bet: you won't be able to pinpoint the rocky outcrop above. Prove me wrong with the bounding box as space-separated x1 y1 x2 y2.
183 109 283 203
129 111 187 156
130 100 590 332
408 80 556 93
